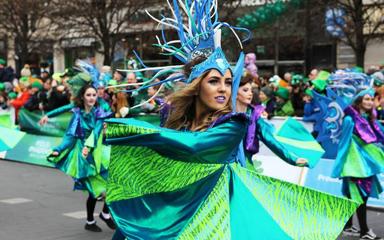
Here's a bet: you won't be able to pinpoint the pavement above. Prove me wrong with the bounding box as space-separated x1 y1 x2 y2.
0 159 382 240
0 160 113 240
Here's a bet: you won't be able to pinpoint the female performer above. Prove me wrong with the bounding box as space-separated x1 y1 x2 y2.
103 2 361 239
236 74 309 169
48 84 115 232
332 88 384 240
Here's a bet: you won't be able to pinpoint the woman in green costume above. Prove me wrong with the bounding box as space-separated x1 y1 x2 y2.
104 1 358 239
236 73 310 170
333 91 384 240
48 84 115 232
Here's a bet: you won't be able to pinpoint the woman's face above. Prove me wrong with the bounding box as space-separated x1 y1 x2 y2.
259 90 268 102
147 86 156 97
197 69 232 112
83 87 97 108
237 83 253 106
361 94 374 111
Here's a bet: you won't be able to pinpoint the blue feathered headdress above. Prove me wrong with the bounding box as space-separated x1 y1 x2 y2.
114 0 250 110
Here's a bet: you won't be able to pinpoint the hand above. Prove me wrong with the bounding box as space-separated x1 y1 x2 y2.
39 116 49 126
51 151 59 156
82 147 89 158
296 158 308 166
261 111 269 118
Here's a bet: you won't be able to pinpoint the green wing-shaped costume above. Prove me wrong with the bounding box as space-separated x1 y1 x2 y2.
105 115 358 240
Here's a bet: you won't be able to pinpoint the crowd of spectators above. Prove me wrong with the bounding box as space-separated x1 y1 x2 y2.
0 57 383 126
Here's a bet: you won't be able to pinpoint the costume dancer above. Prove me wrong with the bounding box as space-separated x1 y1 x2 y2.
318 71 384 240
236 74 316 170
103 1 359 239
48 84 115 232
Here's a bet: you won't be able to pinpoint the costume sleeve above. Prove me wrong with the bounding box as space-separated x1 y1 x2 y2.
105 118 247 164
46 103 74 118
52 114 77 153
257 118 298 166
331 116 354 177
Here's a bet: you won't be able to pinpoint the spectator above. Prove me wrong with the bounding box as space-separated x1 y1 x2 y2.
40 71 50 82
44 83 70 112
258 86 275 119
140 86 163 113
9 77 31 121
0 58 15 83
274 87 294 116
24 81 45 111
290 74 306 117
308 68 318 81
113 70 125 85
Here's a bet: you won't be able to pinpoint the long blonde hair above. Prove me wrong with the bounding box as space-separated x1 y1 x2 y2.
164 72 232 131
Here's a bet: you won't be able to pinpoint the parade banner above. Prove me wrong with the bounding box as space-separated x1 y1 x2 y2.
4 133 59 167
18 109 71 137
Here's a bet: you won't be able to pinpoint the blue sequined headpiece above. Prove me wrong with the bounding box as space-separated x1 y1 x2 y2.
188 48 231 83
115 0 250 109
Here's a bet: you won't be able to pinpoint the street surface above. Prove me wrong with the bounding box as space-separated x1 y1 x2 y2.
0 159 382 240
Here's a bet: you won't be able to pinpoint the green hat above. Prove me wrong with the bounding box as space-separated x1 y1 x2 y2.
352 66 364 73
31 81 43 91
291 74 304 85
0 83 4 91
304 88 313 97
0 58 6 65
19 76 30 87
52 73 63 82
108 79 117 86
274 87 289 100
314 70 330 81
312 79 328 92
8 92 17 99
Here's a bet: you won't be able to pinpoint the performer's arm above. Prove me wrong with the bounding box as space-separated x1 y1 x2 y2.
257 118 299 166
46 103 74 118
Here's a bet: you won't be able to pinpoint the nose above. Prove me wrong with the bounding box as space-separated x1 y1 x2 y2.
217 81 226 93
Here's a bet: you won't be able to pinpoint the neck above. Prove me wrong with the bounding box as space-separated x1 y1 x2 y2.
84 105 92 113
193 99 209 131
236 101 248 113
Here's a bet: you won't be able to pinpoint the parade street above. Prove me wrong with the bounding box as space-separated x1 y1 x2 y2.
0 159 382 240
0 160 113 240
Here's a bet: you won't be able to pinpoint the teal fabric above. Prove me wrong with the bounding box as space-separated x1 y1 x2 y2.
332 116 384 199
46 103 73 118
332 116 384 178
229 167 291 239
105 115 358 239
257 118 297 165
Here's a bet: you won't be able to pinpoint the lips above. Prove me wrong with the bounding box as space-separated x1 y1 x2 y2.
215 96 226 104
